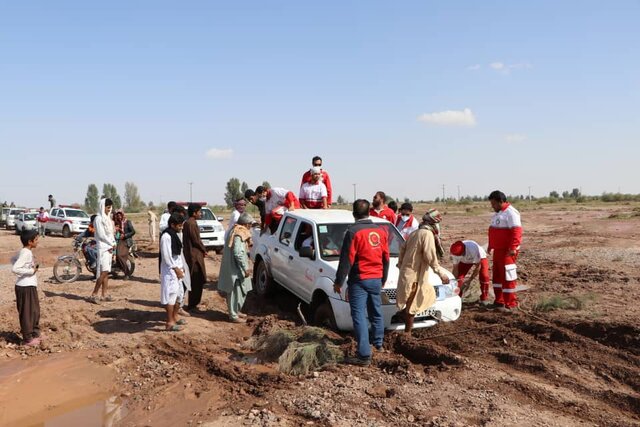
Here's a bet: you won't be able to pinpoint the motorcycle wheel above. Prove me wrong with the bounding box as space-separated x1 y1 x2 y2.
54 257 81 283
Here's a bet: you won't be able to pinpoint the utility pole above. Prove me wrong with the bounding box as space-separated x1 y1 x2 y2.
442 184 446 203
352 183 357 202
188 182 193 202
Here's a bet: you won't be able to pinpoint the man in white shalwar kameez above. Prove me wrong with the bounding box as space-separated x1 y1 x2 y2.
160 212 187 331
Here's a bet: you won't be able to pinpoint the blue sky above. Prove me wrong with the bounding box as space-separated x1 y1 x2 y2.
1 1 638 208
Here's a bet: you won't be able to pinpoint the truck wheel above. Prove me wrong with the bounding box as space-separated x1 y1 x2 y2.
253 260 274 296
313 300 338 330
62 225 71 238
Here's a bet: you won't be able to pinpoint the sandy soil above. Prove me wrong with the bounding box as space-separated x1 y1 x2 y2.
0 203 639 426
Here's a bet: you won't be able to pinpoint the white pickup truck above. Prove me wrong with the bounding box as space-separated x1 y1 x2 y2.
250 210 462 331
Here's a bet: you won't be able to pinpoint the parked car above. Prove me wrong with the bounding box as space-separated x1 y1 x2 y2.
177 202 225 253
5 208 26 230
14 212 38 234
0 207 11 227
250 209 462 332
46 206 91 237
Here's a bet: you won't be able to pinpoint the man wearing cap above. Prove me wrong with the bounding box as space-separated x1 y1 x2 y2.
395 202 419 240
218 212 255 323
300 156 333 206
299 166 328 209
369 191 396 224
488 190 523 313
396 211 451 334
450 240 491 304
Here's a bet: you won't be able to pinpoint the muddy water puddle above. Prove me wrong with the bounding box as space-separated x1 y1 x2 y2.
0 352 126 426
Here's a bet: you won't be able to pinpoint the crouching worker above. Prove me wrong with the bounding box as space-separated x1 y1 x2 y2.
160 213 187 332
450 240 491 304
12 230 43 346
218 213 255 323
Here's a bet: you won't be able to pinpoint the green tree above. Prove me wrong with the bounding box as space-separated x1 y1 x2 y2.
124 182 143 212
241 181 249 195
103 183 122 209
84 184 99 213
261 181 271 189
336 195 345 204
571 188 581 198
224 178 243 208
562 190 570 199
549 191 560 199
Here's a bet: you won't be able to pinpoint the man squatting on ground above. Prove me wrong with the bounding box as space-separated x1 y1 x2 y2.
334 199 390 366
89 198 116 303
160 213 188 331
450 240 491 304
12 229 43 346
488 190 523 312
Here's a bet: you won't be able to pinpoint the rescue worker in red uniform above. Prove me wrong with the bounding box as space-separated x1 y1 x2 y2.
450 240 491 304
487 191 522 313
369 191 397 224
300 156 333 206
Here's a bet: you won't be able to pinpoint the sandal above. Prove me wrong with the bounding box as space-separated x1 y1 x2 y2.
87 295 100 304
176 319 187 325
166 325 183 332
103 295 115 302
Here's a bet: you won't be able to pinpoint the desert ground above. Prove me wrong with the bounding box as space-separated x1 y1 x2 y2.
0 202 639 427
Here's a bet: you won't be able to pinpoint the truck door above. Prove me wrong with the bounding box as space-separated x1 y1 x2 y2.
284 221 318 302
270 216 298 284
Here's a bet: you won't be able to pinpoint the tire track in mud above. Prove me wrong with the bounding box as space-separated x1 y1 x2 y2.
412 310 640 425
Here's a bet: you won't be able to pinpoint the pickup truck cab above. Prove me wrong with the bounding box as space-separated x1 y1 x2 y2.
250 210 462 331
176 203 225 253
14 212 38 234
46 206 91 237
4 208 26 230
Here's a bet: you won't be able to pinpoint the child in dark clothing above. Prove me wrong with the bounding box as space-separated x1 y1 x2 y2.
12 229 42 346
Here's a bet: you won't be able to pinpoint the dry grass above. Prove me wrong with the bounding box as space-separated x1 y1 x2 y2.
533 294 596 312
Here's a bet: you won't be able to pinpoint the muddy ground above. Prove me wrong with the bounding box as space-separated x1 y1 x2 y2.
0 203 639 426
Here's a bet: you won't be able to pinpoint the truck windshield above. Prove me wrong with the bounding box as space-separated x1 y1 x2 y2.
24 213 37 221
66 210 89 218
316 222 403 260
200 208 216 221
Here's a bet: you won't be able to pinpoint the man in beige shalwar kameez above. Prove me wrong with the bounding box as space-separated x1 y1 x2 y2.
396 213 451 333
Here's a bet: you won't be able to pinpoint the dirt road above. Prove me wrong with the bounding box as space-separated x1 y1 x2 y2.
0 203 639 426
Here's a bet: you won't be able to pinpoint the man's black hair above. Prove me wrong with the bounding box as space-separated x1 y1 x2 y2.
388 200 398 213
312 156 322 163
188 203 201 217
255 186 265 194
167 201 177 212
375 191 386 201
244 189 255 199
168 212 183 227
400 202 413 212
105 198 113 207
20 229 38 246
174 205 187 219
488 190 507 203
352 199 370 220
48 195 52 198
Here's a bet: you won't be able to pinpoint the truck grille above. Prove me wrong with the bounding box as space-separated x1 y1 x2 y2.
200 226 214 232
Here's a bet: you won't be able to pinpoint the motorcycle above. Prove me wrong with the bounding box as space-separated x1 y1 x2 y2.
53 238 136 283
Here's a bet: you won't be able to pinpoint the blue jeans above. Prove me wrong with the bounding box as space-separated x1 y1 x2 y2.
348 278 384 359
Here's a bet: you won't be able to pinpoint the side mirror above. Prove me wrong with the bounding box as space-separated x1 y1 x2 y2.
299 246 315 259
218 216 224 221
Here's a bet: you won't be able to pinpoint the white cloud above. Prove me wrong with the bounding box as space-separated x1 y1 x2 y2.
206 148 233 159
505 133 527 143
417 108 477 127
467 64 481 71
490 61 532 74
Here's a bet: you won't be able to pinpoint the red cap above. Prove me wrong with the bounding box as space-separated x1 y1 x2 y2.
450 241 465 256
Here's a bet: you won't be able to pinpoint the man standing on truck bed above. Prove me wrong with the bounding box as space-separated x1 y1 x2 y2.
300 156 333 206
334 199 389 366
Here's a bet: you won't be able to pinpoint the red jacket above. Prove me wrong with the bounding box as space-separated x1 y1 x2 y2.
335 220 390 286
488 203 522 251
301 169 332 205
369 206 396 225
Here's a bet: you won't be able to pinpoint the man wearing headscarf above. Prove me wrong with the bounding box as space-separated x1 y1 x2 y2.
182 203 208 312
421 208 444 259
396 211 451 334
225 197 247 240
89 198 116 303
218 212 255 323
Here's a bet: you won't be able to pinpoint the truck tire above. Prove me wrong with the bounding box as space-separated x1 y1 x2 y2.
253 260 275 296
62 225 71 238
313 299 338 331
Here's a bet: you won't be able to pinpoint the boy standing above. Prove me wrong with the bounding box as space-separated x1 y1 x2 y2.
12 230 42 346
160 213 187 331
